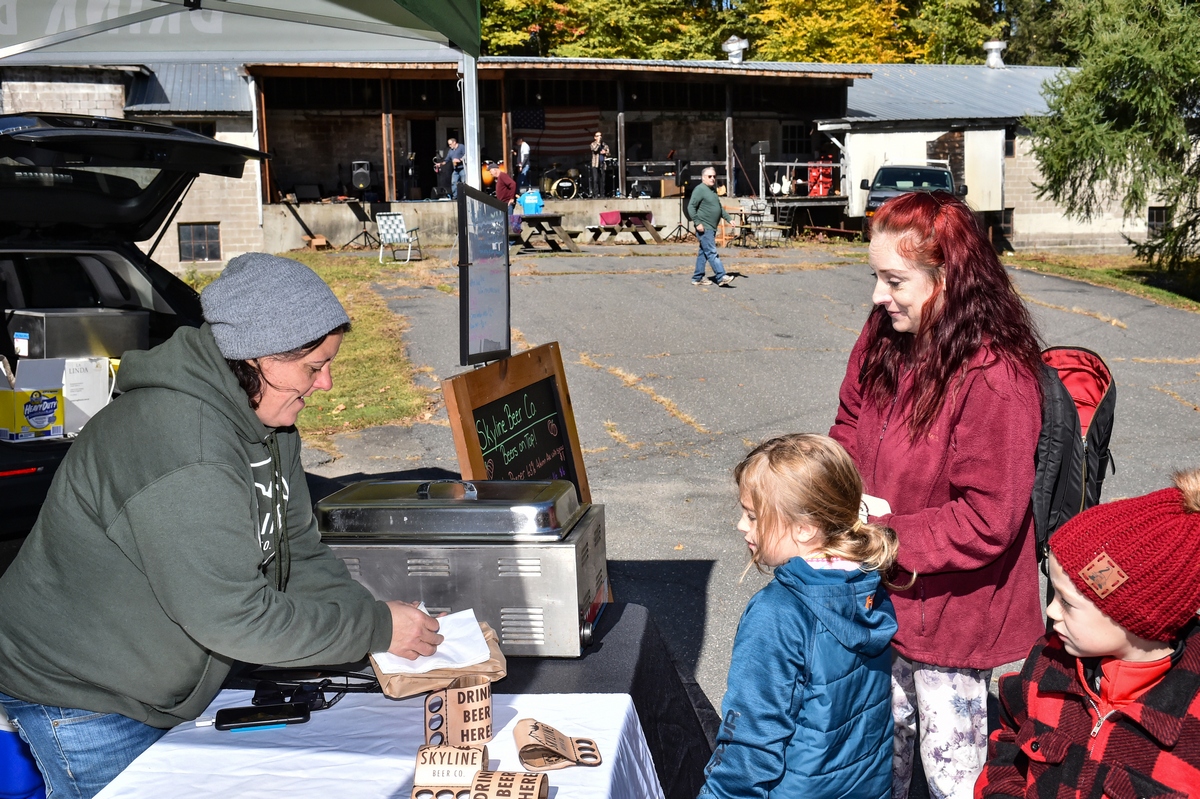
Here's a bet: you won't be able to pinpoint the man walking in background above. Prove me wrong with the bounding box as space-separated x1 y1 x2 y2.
687 167 735 286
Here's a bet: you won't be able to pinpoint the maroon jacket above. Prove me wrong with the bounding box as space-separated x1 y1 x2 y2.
830 332 1044 668
976 628 1200 798
494 169 518 205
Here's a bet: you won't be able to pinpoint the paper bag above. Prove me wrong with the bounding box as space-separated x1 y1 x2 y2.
370 623 506 700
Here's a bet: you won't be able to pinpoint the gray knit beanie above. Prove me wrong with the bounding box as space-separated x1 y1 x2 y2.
200 253 350 360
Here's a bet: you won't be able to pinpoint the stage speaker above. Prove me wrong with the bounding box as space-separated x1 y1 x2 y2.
675 160 690 187
351 160 372 190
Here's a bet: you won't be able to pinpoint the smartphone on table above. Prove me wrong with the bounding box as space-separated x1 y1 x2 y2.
214 702 310 731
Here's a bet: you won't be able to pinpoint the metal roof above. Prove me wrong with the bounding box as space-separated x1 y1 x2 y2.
479 56 873 81
125 63 251 115
841 63 1063 123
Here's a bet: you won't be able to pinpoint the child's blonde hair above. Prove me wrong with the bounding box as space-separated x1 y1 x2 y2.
734 433 902 577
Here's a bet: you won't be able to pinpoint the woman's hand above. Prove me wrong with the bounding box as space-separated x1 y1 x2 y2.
385 600 443 659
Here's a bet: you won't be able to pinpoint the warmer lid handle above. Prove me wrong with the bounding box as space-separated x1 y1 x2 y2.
416 480 479 500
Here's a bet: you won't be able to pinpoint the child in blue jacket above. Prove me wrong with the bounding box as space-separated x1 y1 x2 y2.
699 433 900 799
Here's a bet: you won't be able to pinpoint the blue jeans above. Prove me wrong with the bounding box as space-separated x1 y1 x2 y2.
517 164 530 190
0 693 166 799
451 167 464 199
693 227 727 281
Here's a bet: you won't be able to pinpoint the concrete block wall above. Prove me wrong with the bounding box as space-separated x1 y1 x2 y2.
266 110 385 197
0 67 125 117
1006 136 1143 252
136 119 265 274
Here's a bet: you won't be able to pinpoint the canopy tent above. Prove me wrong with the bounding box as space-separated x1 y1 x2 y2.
0 0 483 188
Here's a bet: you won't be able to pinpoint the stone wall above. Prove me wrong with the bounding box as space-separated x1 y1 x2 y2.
1005 135 1144 252
0 67 126 117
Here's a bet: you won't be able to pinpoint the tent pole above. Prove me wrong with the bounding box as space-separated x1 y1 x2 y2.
461 52 481 190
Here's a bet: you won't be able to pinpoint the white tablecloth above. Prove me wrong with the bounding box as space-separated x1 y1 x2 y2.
96 692 664 799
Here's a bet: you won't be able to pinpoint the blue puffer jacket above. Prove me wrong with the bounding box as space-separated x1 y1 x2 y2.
698 557 897 799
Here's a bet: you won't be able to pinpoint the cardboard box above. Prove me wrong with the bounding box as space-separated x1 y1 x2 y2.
0 358 65 441
63 357 112 434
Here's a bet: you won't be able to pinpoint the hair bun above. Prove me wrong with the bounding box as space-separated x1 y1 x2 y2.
1175 468 1200 512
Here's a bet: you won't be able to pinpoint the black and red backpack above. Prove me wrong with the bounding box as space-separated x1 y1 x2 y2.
1032 346 1116 564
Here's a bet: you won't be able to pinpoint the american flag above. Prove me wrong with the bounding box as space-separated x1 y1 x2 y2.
512 106 601 157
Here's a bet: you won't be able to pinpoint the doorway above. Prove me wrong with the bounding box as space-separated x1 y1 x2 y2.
410 118 437 200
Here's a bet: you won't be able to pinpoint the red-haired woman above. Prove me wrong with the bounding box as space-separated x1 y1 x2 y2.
829 192 1044 799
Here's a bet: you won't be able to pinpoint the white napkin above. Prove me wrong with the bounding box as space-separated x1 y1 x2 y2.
372 608 491 675
860 493 892 522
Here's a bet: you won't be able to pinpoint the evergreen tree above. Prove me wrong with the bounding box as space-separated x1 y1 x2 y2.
914 0 1004 63
1001 0 1073 65
1029 0 1200 271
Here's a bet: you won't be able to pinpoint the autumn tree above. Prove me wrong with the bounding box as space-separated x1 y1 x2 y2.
753 0 924 62
481 0 576 56
1029 0 1200 271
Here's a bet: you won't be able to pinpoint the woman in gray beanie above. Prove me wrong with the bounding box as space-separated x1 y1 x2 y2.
0 253 440 799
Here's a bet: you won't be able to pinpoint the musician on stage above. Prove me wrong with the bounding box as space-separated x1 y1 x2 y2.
515 137 531 190
589 131 610 198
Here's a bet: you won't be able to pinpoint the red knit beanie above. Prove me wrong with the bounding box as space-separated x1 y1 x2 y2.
1049 469 1200 643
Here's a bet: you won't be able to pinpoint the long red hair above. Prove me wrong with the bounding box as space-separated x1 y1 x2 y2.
861 192 1042 438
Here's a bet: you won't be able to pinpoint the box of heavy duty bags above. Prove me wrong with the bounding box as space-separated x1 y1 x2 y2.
0 358 65 441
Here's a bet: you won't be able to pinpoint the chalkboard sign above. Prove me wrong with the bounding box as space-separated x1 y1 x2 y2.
442 342 591 503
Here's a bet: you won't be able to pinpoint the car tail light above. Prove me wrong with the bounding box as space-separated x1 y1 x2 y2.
0 467 41 478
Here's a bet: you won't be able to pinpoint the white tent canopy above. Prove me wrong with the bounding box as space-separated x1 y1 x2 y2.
0 0 481 188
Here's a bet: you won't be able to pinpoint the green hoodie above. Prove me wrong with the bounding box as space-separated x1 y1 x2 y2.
0 325 391 728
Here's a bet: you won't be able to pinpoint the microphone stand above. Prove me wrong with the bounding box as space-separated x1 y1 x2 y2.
665 179 694 242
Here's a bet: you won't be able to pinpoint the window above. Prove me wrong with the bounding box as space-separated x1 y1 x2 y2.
179 223 221 262
1001 208 1014 237
625 122 653 161
781 123 811 158
1005 127 1016 158
174 120 216 138
1148 207 1169 236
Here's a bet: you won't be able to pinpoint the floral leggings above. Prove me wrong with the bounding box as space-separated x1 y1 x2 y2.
892 653 992 799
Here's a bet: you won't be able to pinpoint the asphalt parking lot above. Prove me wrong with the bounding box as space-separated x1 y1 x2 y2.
308 239 1200 720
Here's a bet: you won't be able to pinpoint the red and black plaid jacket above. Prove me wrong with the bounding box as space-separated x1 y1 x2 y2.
976 624 1200 798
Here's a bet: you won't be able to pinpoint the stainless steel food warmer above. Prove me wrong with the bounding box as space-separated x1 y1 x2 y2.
316 479 608 657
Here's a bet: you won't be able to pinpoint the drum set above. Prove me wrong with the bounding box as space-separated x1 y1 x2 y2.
540 163 582 199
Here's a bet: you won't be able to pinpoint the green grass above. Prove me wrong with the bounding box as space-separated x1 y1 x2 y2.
278 251 435 448
1005 252 1200 314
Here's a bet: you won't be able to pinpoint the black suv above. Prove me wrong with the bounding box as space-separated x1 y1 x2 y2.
0 113 263 543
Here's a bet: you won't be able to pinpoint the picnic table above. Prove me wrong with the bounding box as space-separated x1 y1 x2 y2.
517 212 581 253
586 210 665 245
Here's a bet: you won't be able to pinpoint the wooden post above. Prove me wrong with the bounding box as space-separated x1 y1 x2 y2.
256 79 272 204
725 83 735 198
381 78 396 202
500 75 510 171
617 81 626 199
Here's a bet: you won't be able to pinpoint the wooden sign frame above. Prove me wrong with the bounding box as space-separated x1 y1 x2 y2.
442 341 591 504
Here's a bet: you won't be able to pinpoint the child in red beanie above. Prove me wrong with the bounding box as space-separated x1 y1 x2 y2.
976 468 1200 797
